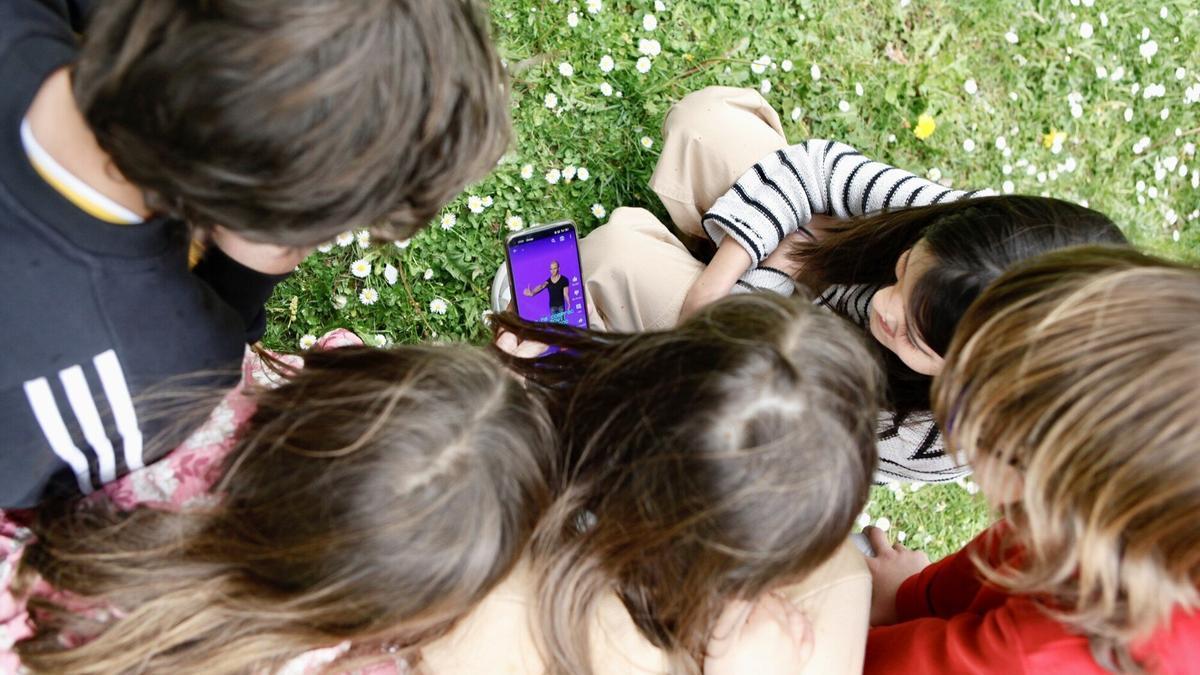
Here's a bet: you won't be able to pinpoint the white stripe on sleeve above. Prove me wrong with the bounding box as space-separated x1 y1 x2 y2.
58 365 118 483
23 377 95 494
93 350 145 471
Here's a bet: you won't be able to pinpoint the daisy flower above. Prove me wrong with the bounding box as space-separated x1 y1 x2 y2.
586 0 601 14
520 164 534 180
440 213 457 230
359 288 379 305
544 92 558 109
591 203 607 218
761 79 772 94
1140 40 1158 60
838 99 850 112
963 138 976 152
558 62 574 77
395 238 411 249
332 295 348 310
383 264 398 285
600 82 614 96
355 230 370 248
545 168 562 184
423 268 434 280
335 231 355 247
781 59 793 72
640 136 654 149
567 11 579 27
638 38 662 57
1079 22 1093 38
429 298 449 315
373 334 388 347
1005 30 1019 44
599 54 615 73
350 259 371 278
636 57 652 73
642 14 657 31
874 517 891 532
751 56 770 75
810 63 821 81
482 195 493 208
964 78 978 95
467 195 485 213
299 334 317 350
317 242 333 253
506 215 525 231
577 167 590 181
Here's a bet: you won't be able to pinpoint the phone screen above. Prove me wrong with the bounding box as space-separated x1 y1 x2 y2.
506 221 589 329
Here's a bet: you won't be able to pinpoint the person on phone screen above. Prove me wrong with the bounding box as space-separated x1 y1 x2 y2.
524 261 570 323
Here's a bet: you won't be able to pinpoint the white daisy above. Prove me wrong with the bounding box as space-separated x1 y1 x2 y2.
359 288 378 305
440 213 457 230
1096 65 1108 79
600 81 614 97
640 136 653 149
505 215 525 231
638 38 662 57
790 107 802 121
1005 30 1019 44
963 138 976 152
383 264 398 285
332 295 348 310
760 79 772 94
781 59 793 72
335 231 355 247
350 259 371 278
642 13 657 31
810 63 821 81
1079 22 1093 39
317 242 333 253
995 135 1007 150
558 61 574 77
467 195 485 213
482 195 493 207
423 268 434 280
591 203 606 218
636 56 652 73
964 78 978 95
599 54 615 73
586 0 601 13
1140 40 1158 60
751 56 770 75
838 99 850 112
874 517 891 531
355 230 370 248
395 238 410 250
429 298 449 314
544 92 558 109
520 164 534 180
577 167 590 181
373 334 388 347
855 513 871 528
567 11 579 27
655 0 666 10
545 168 562 184
299 334 317 350
855 82 865 97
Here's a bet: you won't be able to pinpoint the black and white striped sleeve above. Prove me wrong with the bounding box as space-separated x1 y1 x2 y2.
702 139 994 266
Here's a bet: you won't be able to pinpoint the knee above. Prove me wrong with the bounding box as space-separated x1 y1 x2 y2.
663 86 764 141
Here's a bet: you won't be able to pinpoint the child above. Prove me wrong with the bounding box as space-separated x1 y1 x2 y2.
467 293 883 674
864 245 1200 673
6 342 555 673
575 86 1127 483
0 0 509 506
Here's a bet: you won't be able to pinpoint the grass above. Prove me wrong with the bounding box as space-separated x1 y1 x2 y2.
261 0 1200 559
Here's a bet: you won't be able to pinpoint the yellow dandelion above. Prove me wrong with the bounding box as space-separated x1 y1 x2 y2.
913 114 937 140
1042 128 1066 150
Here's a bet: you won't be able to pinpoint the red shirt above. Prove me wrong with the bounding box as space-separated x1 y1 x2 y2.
866 524 1200 674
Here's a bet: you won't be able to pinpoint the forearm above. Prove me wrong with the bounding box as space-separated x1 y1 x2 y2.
681 238 752 318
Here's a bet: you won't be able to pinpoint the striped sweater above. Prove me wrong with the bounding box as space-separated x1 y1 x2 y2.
711 140 992 483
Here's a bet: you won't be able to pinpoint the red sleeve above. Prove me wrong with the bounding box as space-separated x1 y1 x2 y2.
895 523 1010 621
865 601 1029 674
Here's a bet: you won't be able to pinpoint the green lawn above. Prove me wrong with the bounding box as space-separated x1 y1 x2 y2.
262 0 1199 558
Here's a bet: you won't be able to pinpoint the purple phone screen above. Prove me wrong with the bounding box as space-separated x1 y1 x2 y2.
508 224 588 328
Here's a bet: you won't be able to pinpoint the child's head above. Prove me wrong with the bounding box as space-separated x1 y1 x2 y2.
74 0 509 246
499 293 882 674
19 345 555 673
795 196 1126 416
933 245 1200 670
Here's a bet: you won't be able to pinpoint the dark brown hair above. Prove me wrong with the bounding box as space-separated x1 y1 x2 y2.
74 0 510 246
17 345 555 674
496 293 883 674
934 245 1200 673
791 195 1127 422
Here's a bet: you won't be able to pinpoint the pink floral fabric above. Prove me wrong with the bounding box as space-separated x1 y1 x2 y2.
0 330 406 674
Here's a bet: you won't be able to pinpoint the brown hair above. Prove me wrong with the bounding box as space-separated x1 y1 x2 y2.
17 345 555 674
791 195 1126 422
933 245 1200 672
74 0 510 246
496 293 882 674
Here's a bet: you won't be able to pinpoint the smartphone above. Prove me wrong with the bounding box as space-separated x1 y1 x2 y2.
505 220 589 329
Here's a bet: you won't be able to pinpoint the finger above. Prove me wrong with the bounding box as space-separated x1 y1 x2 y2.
864 526 891 554
513 339 550 359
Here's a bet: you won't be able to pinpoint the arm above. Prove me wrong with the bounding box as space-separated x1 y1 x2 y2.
865 604 1029 674
523 280 549 297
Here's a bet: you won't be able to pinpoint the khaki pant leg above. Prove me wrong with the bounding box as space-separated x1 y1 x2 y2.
580 207 703 332
649 86 790 238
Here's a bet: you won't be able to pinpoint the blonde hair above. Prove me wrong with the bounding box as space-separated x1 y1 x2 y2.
18 345 556 674
933 245 1200 672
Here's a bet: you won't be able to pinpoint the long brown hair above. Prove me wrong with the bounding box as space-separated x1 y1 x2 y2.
933 245 1200 672
496 293 882 675
17 345 556 674
791 195 1127 422
74 0 510 246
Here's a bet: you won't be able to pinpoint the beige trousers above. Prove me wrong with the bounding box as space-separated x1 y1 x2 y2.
581 87 790 331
